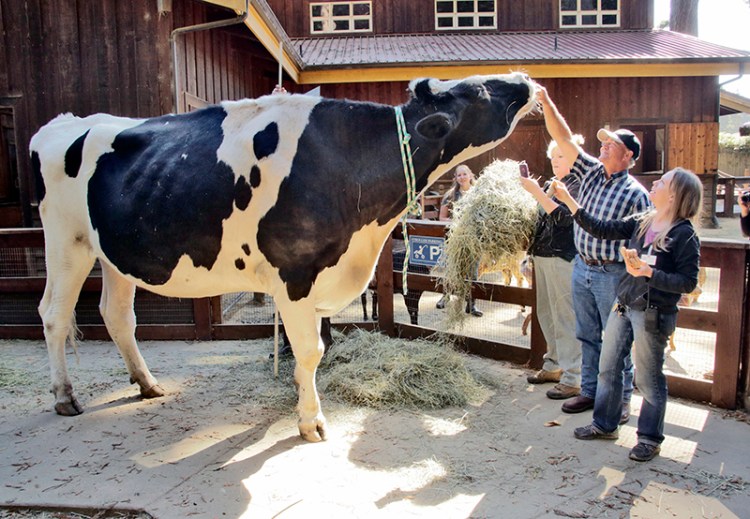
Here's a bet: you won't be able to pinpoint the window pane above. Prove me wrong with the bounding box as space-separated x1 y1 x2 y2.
560 0 577 11
334 19 350 30
602 0 618 9
313 20 323 31
602 14 618 25
353 3 370 15
581 14 597 24
478 16 494 26
458 16 474 26
437 1 455 14
457 1 474 13
561 14 577 25
311 5 322 16
332 4 350 16
354 19 370 29
581 0 597 10
478 1 494 12
437 16 454 27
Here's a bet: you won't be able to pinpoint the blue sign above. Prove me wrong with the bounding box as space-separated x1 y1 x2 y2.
409 236 445 267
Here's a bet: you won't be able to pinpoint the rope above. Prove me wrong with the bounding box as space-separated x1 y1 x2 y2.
395 106 420 294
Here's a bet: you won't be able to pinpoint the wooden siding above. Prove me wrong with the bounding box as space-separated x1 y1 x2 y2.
321 75 718 180
268 0 654 38
0 0 286 226
668 122 720 174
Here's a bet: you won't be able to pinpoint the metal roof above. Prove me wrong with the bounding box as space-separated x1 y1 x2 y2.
293 29 750 69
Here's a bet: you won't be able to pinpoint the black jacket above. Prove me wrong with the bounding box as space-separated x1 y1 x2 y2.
741 213 750 238
573 210 700 313
528 176 580 261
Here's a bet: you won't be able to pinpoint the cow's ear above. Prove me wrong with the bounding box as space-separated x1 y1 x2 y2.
415 113 454 141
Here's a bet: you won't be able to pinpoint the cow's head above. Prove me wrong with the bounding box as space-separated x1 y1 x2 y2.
407 72 537 165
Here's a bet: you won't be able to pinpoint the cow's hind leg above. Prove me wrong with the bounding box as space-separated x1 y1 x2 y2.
276 299 327 442
99 263 164 398
39 243 95 416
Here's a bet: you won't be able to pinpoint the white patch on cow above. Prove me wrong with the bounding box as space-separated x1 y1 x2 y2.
181 153 188 160
409 71 529 96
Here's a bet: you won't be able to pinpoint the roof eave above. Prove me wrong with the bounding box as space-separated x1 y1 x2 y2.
297 59 750 84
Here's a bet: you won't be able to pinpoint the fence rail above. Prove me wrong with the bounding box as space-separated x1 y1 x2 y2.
1 225 748 409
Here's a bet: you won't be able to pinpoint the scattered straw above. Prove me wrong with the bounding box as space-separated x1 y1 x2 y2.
439 159 538 327
231 330 491 411
0 361 34 388
318 329 488 410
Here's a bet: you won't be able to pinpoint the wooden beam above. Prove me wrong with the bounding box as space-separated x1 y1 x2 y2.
298 62 745 85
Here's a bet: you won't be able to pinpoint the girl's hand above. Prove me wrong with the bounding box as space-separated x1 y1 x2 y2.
626 261 653 278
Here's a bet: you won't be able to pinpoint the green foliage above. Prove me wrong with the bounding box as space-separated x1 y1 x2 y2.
719 132 750 155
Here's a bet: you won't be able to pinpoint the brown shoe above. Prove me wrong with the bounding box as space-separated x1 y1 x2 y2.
561 395 595 413
546 383 580 400
527 369 562 384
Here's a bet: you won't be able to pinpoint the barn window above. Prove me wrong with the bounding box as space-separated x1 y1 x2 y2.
559 0 620 28
435 0 497 30
310 2 372 34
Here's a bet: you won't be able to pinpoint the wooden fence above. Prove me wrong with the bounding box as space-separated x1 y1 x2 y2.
1 225 748 410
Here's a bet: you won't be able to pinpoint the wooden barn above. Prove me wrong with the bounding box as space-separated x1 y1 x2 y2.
1 0 749 227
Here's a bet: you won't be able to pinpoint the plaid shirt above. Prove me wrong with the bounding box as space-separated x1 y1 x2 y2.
568 152 651 262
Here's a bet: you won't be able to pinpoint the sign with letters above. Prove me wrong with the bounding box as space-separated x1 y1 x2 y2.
408 236 445 267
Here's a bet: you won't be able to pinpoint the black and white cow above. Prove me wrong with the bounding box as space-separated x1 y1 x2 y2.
31 72 537 441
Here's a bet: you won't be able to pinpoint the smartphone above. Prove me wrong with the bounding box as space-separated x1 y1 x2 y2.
519 161 529 178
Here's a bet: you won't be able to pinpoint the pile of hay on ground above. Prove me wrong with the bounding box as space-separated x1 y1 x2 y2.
439 159 538 326
232 330 491 411
318 329 488 410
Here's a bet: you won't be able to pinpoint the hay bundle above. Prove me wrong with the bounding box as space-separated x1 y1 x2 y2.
317 329 487 409
439 159 538 325
233 330 489 411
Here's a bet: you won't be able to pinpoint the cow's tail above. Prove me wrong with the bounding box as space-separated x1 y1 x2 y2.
66 311 82 362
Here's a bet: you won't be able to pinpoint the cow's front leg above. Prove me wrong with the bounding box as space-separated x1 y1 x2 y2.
277 299 327 442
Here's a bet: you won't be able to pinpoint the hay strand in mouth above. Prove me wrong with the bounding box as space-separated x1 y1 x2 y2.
439 159 538 327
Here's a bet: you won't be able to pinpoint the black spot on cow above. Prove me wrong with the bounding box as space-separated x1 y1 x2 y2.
253 122 279 160
235 258 245 270
65 130 90 178
257 100 432 301
249 165 261 188
257 81 530 302
88 106 236 285
234 175 252 210
31 151 45 202
241 243 250 255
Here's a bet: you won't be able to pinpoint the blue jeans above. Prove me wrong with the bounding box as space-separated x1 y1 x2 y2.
593 307 675 444
571 256 633 401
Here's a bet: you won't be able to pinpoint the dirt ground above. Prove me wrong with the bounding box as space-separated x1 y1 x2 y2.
1 338 749 519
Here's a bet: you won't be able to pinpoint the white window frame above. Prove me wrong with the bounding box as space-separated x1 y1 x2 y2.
435 0 497 31
310 2 373 34
559 0 620 29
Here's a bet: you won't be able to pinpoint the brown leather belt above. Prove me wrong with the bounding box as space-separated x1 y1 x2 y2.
582 257 620 266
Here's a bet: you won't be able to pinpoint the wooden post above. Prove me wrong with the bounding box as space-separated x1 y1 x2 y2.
711 247 745 409
193 297 212 340
376 236 395 336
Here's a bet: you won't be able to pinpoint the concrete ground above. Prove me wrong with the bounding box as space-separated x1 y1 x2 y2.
1 338 748 519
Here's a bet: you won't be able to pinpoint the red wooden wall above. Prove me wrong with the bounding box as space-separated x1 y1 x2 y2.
267 0 654 38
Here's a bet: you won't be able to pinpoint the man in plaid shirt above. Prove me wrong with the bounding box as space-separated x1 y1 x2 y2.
537 86 651 418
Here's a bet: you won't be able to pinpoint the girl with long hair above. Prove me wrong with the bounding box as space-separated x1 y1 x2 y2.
553 167 702 462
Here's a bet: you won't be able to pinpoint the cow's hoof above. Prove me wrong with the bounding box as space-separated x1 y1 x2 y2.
299 417 328 442
140 383 165 399
55 396 84 416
